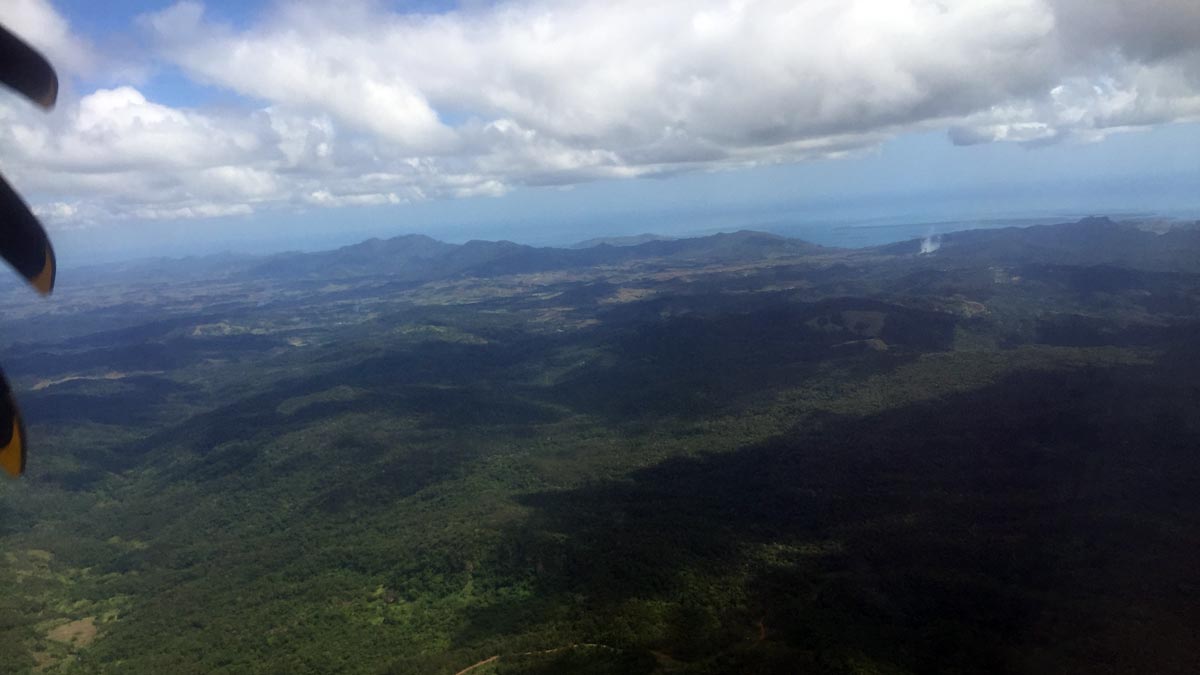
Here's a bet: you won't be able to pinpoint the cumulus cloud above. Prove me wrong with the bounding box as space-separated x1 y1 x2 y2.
1 0 1198 226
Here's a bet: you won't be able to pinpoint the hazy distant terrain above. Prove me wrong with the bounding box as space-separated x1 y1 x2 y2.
1 218 1198 674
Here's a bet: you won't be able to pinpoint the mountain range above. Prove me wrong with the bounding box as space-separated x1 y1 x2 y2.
66 217 1200 288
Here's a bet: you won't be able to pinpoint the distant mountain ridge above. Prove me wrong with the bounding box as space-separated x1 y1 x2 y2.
881 216 1200 272
68 217 1200 286
244 229 828 282
251 217 1200 282
570 233 676 248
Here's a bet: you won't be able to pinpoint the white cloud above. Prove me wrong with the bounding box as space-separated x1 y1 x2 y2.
7 86 264 171
30 200 75 220
1 0 1198 226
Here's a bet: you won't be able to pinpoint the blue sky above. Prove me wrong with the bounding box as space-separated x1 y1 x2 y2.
1 0 1198 264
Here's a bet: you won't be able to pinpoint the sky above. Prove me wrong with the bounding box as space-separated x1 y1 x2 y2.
0 0 1198 264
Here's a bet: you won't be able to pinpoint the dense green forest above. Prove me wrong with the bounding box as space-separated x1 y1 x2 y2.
1 221 1198 674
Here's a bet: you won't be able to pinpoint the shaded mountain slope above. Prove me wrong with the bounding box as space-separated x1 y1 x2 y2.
881 217 1200 272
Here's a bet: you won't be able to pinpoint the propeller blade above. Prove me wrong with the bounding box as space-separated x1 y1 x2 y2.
0 371 26 478
0 174 56 295
0 22 58 109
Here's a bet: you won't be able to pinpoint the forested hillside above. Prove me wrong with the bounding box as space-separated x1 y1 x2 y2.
1 219 1197 674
